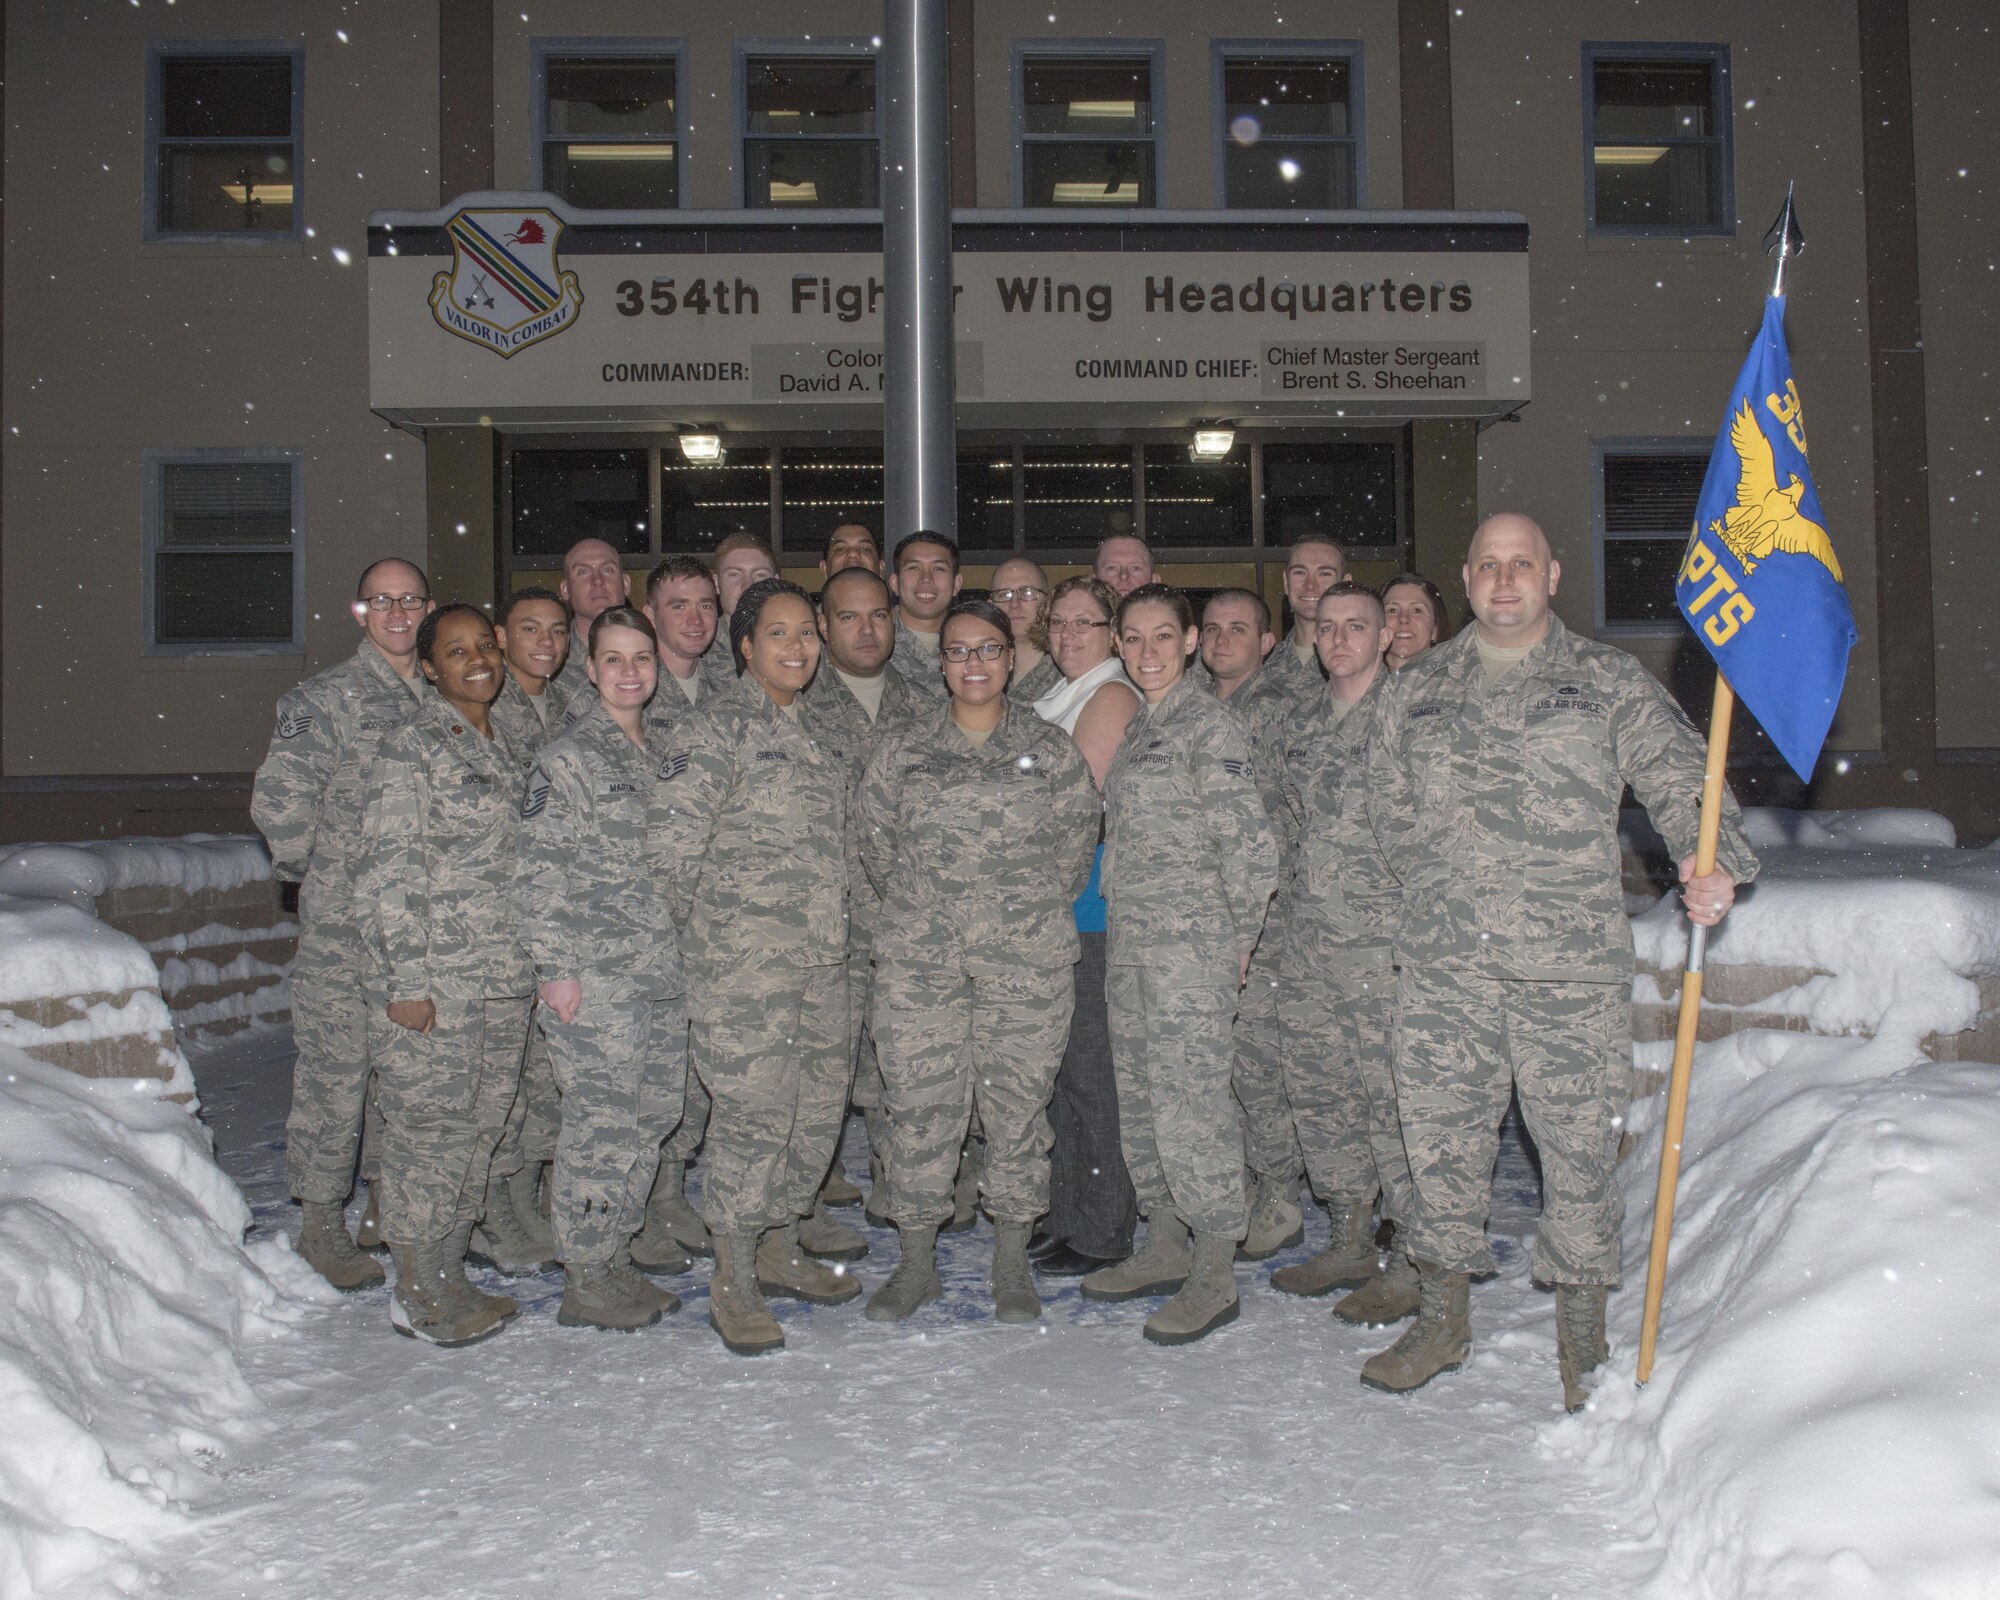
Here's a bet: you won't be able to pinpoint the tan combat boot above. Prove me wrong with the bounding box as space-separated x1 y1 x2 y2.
756 1220 863 1305
1143 1232 1241 1346
1237 1174 1306 1261
709 1233 785 1356
644 1159 712 1257
388 1238 512 1347
862 1103 894 1226
865 1223 943 1322
820 1126 864 1207
1079 1210 1191 1302
297 1200 386 1291
443 1218 520 1325
559 1257 666 1331
1359 1261 1471 1393
943 1136 983 1233
1556 1283 1610 1413
1334 1250 1421 1326
355 1183 384 1250
990 1220 1041 1324
1271 1201 1379 1297
468 1168 559 1276
798 1201 870 1262
506 1161 555 1254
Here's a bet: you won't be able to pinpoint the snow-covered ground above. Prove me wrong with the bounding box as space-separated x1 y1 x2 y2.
132 1027 1656 1600
7 808 1998 1599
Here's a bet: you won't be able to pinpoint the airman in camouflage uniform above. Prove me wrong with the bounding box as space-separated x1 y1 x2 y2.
889 531 961 702
1200 590 1310 1259
358 670 537 1341
552 539 631 700
1272 635 1410 1312
483 594 574 1268
1087 627 1279 1342
252 574 428 1291
1363 514 1756 1402
802 606 928 1230
654 641 856 1354
518 693 687 1329
855 698 1099 1320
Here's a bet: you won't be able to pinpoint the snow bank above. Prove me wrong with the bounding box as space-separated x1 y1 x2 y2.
0 1046 329 1599
1557 1029 2000 1599
0 837 273 905
1630 844 2000 1040
0 897 162 1010
1739 807 1958 852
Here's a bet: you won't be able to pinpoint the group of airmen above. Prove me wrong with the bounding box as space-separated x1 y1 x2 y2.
252 509 1754 1412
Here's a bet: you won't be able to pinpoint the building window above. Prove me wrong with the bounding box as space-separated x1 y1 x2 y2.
1584 44 1731 234
538 46 681 209
512 449 650 559
145 452 302 651
148 46 303 238
1596 443 1708 630
742 53 878 208
1018 50 1159 206
1142 445 1253 547
1023 446 1138 544
1216 45 1361 209
660 448 773 554
1262 441 1400 553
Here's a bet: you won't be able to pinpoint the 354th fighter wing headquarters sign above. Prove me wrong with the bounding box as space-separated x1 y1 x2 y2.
429 208 584 358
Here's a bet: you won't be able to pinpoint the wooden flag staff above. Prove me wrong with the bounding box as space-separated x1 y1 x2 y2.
1636 184 1799 1384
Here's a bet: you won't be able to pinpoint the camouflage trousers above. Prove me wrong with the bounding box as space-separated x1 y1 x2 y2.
1232 935 1304 1186
287 908 376 1204
1277 963 1409 1225
871 958 1074 1227
491 1012 559 1179
846 949 884 1110
1106 962 1249 1240
664 1072 710 1162
690 962 850 1235
369 994 530 1245
1394 966 1628 1285
545 993 689 1266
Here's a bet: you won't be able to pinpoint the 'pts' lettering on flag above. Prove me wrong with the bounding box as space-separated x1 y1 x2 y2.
1677 296 1857 781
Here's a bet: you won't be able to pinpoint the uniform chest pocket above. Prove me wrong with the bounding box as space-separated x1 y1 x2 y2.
436 771 504 838
593 779 648 837
1521 697 1614 794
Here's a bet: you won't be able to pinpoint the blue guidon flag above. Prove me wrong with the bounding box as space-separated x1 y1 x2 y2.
1676 296 1857 781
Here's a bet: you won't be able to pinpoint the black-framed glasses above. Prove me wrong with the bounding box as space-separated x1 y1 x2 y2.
942 640 1010 663
358 594 429 613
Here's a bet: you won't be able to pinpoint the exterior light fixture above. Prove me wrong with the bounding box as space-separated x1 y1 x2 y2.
678 428 723 463
1190 425 1236 460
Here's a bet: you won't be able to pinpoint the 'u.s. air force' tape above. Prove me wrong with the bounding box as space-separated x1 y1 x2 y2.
275 708 315 740
521 770 550 818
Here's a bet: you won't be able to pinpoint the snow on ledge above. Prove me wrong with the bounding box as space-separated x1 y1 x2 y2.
0 1047 331 1598
0 836 274 907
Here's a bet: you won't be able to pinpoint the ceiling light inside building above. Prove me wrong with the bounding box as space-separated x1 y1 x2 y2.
1052 181 1139 203
678 429 723 463
1593 145 1669 165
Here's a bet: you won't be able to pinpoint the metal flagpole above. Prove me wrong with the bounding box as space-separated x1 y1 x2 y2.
1636 185 1800 1385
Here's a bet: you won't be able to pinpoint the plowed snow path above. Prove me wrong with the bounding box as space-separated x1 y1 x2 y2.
160 1029 1660 1599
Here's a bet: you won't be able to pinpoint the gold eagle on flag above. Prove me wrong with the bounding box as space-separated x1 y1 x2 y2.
1707 399 1843 582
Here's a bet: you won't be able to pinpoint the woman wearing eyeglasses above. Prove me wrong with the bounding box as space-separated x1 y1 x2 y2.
1027 575 1142 1279
1084 583 1279 1347
855 598 1100 1324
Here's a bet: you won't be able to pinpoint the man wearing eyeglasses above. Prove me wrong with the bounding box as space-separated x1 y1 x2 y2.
993 557 1061 707
252 558 434 1292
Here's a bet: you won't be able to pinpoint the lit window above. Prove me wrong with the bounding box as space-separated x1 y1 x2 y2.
1585 46 1732 233
743 56 878 208
542 52 680 209
1219 51 1360 209
146 453 302 651
149 49 302 238
1597 445 1708 630
1019 55 1156 207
